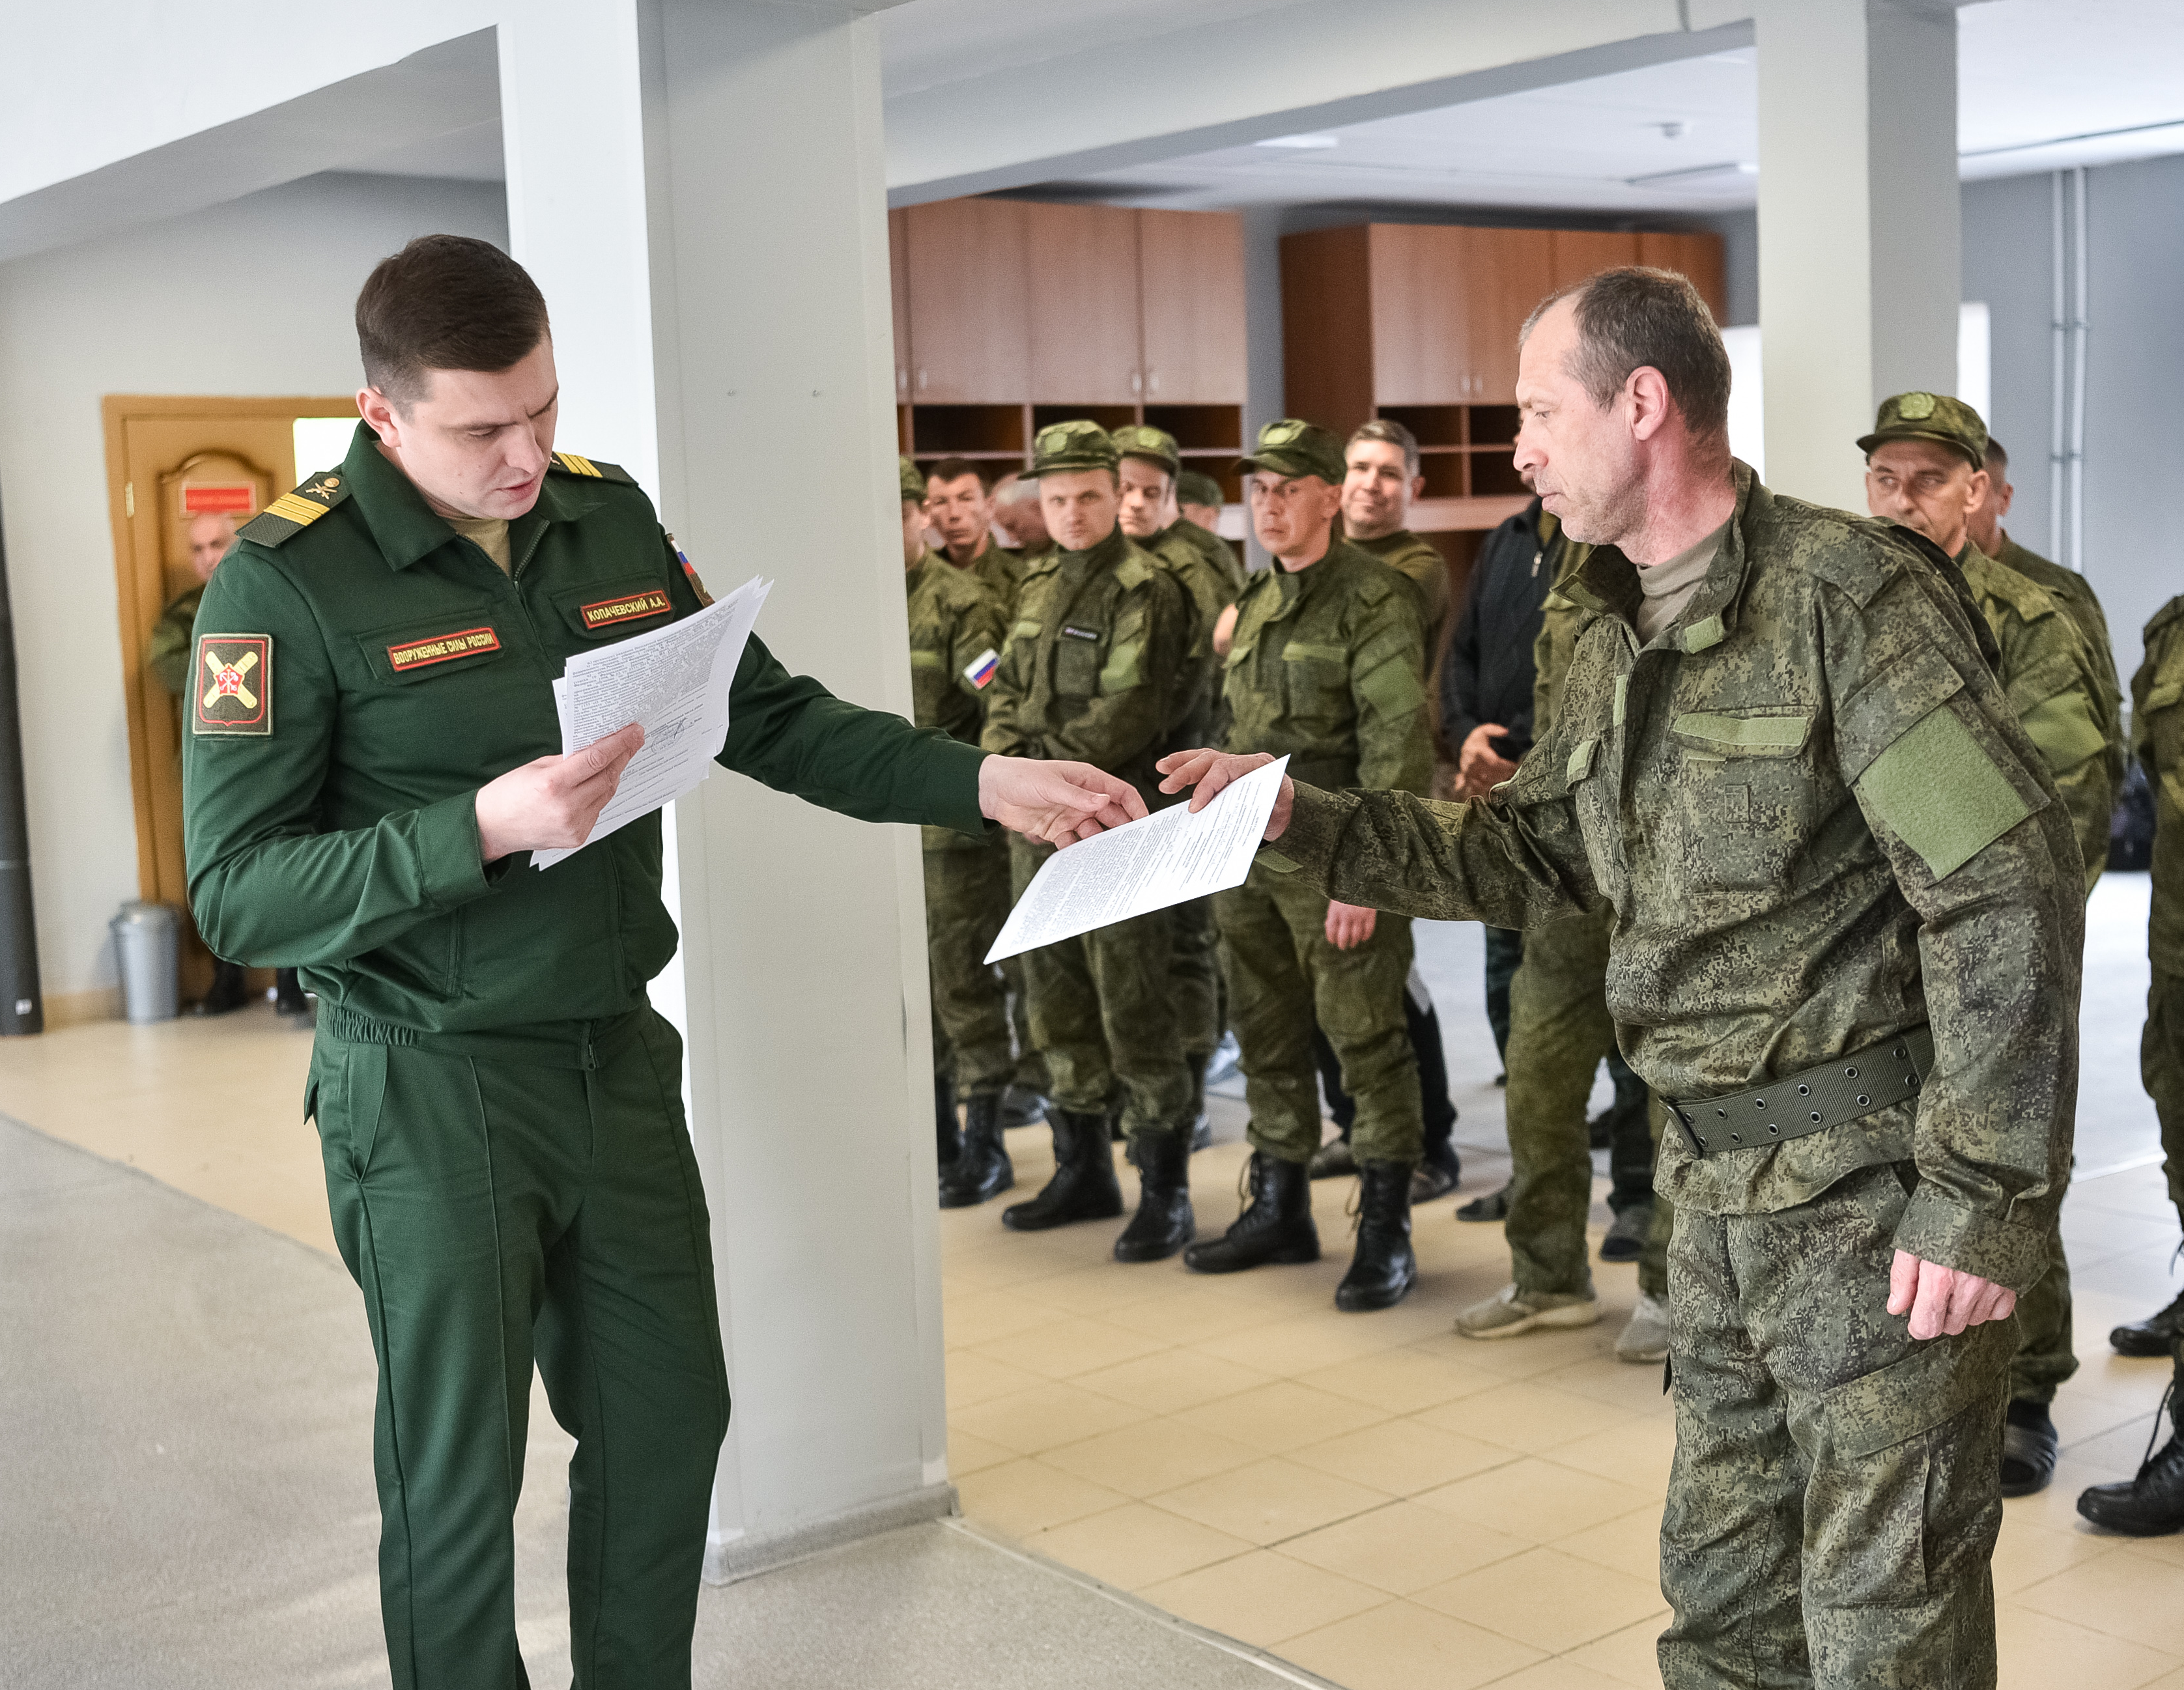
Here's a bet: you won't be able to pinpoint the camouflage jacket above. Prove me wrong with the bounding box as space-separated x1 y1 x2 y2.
1529 519 1591 740
147 583 206 698
2136 595 2184 976
947 536 1023 613
1958 542 2113 894
1222 538 1431 798
1143 519 1238 747
908 550 1009 851
1996 532 2126 794
1353 528 1450 662
980 526 1190 807
1267 465 2080 1290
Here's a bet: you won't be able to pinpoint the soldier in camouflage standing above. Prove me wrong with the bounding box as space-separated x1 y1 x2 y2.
926 456 1023 610
2077 592 2184 1534
1184 420 1434 1312
1863 393 2112 1497
982 421 1200 1260
1341 419 1450 655
1164 270 2079 1686
899 457 1017 1207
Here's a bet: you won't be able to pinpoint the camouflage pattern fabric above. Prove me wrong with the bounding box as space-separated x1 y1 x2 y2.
1660 1163 2011 1689
1352 528 1451 660
1995 533 2125 796
1142 519 1234 748
1216 860 1422 1166
952 537 1025 614
907 550 1009 852
147 583 206 699
1001 955 1049 1096
2136 597 2184 1224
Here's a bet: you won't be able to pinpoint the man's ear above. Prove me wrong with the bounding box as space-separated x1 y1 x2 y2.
357 386 401 446
1625 365 1674 443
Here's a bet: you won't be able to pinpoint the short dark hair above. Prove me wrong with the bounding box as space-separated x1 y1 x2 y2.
1986 438 2009 473
1348 418 1420 477
1522 266 1731 444
356 235 550 410
925 457 989 491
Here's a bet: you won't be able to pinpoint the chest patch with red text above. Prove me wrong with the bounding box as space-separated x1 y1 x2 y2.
192 634 274 735
579 589 673 632
386 625 502 673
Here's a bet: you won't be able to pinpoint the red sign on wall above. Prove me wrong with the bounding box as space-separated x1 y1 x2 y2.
181 483 255 515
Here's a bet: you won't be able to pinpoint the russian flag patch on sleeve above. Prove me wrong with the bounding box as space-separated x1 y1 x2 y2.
965 648 1000 690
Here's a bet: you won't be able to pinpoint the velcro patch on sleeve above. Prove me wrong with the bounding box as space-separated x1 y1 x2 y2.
580 589 672 632
965 648 1000 690
192 634 273 736
387 626 502 673
1355 656 1425 716
1855 704 2033 880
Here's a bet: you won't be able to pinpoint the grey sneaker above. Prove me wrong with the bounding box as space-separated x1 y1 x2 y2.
1309 1138 1357 1180
1455 1283 1601 1340
1600 1202 1652 1263
1615 1292 1672 1364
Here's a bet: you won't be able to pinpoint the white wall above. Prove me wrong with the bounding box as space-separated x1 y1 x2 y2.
0 171 507 999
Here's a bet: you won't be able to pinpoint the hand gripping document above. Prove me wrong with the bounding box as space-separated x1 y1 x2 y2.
535 576 772 869
986 756 1290 963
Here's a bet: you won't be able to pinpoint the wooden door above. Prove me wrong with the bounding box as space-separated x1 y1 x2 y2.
1023 202 1142 405
887 207 913 405
1137 209 1246 405
1369 223 1472 405
1637 231 1727 322
1465 229 1555 402
903 198 1030 404
1549 230 1638 294
102 395 354 1002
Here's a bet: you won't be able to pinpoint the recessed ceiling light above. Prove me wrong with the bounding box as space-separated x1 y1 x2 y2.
1255 133 1340 150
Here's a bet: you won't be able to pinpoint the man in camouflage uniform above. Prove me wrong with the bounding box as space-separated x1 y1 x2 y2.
1177 470 1227 539
2077 592 2184 1534
1184 420 1434 1312
900 457 1017 1207
927 456 1023 610
1164 270 2078 1686
982 421 1199 1260
1341 418 1451 656
1863 393 2112 1498
1114 424 1241 1140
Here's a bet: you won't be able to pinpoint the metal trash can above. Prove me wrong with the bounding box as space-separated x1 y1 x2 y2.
111 901 179 1024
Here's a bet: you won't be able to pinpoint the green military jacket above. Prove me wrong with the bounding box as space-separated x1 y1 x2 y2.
147 583 206 698
907 549 1009 852
1996 532 2126 794
1221 538 1431 798
1957 543 2112 893
1529 517 1589 740
1352 528 1450 660
980 526 1189 807
1142 519 1235 745
948 536 1023 611
184 423 986 1045
2136 595 2184 977
1269 465 2080 1291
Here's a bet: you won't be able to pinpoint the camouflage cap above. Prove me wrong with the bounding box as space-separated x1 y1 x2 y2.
1176 470 1225 509
1858 392 1989 470
898 455 926 500
1109 423 1181 478
1030 419 1120 477
1235 418 1345 485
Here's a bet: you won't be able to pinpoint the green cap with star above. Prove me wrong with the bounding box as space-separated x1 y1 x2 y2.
1235 418 1346 485
1109 423 1182 478
1858 392 1989 470
898 455 928 500
1030 419 1120 477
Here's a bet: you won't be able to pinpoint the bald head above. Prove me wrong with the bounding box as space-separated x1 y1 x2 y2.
187 512 238 584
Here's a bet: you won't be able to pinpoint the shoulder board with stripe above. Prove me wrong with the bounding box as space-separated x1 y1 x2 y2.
549 453 637 484
235 472 351 547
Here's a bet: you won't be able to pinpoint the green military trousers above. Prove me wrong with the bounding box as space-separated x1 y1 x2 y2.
923 839 1014 1099
2149 970 2184 1227
1660 1162 2010 1690
1215 858 1422 1168
1170 894 1223 1063
310 1009 730 1690
1506 908 1615 1297
2008 1235 2076 1404
1011 838 1192 1139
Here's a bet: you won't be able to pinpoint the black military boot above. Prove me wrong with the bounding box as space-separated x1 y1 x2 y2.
1002 1109 1123 1232
939 1093 1014 1209
1184 1151 1318 1273
1336 1161 1417 1312
195 959 249 1016
1114 1131 1194 1262
2112 1289 2184 1358
2000 1399 2059 1497
935 1071 960 1170
2079 1370 2184 1536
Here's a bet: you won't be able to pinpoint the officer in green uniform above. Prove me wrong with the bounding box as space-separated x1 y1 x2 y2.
1340 418 1450 656
182 236 1142 1690
925 455 1023 609
900 457 1017 1205
1863 392 2112 1497
2077 593 2184 1534
1183 420 1434 1312
1163 270 2078 1687
981 421 1199 1260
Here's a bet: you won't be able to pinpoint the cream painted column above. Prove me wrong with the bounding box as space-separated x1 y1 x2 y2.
639 0 948 1581
1753 0 1960 509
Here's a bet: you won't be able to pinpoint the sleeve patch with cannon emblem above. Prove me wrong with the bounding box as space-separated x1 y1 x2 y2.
192 634 273 735
580 589 672 631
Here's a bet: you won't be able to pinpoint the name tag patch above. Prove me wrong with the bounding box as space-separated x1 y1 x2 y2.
580 588 673 632
193 634 272 736
1062 625 1101 641
387 626 502 673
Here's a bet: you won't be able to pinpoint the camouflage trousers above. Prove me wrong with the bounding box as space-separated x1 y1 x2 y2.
2009 1233 2075 1405
1215 860 1421 1168
924 842 1014 1099
1505 908 1671 1299
1660 1162 2010 1690
1000 955 1049 1097
1170 895 1223 1063
1010 838 1191 1140
2149 969 2184 1228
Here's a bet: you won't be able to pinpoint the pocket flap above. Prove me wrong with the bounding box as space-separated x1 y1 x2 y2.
1567 735 1600 783
1818 1318 2014 1459
1282 641 1347 666
1671 711 1813 756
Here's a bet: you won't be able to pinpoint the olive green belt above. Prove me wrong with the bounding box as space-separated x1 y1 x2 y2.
1667 1027 1934 1158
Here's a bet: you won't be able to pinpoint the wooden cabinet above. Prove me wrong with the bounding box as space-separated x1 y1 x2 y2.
1024 202 1141 405
1550 230 1638 294
1138 208 1246 404
902 197 1029 404
888 208 912 403
1638 231 1727 322
1368 224 1470 406
1468 229 1553 399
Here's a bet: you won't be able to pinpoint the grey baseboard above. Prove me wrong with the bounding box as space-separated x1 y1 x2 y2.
702 1482 960 1586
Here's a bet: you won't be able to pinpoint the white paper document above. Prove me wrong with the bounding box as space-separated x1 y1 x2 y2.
986 757 1290 963
533 576 772 869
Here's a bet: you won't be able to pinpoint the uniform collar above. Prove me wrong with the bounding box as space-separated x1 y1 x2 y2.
905 548 944 595
339 421 604 573
1563 461 1756 653
1056 526 1129 572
